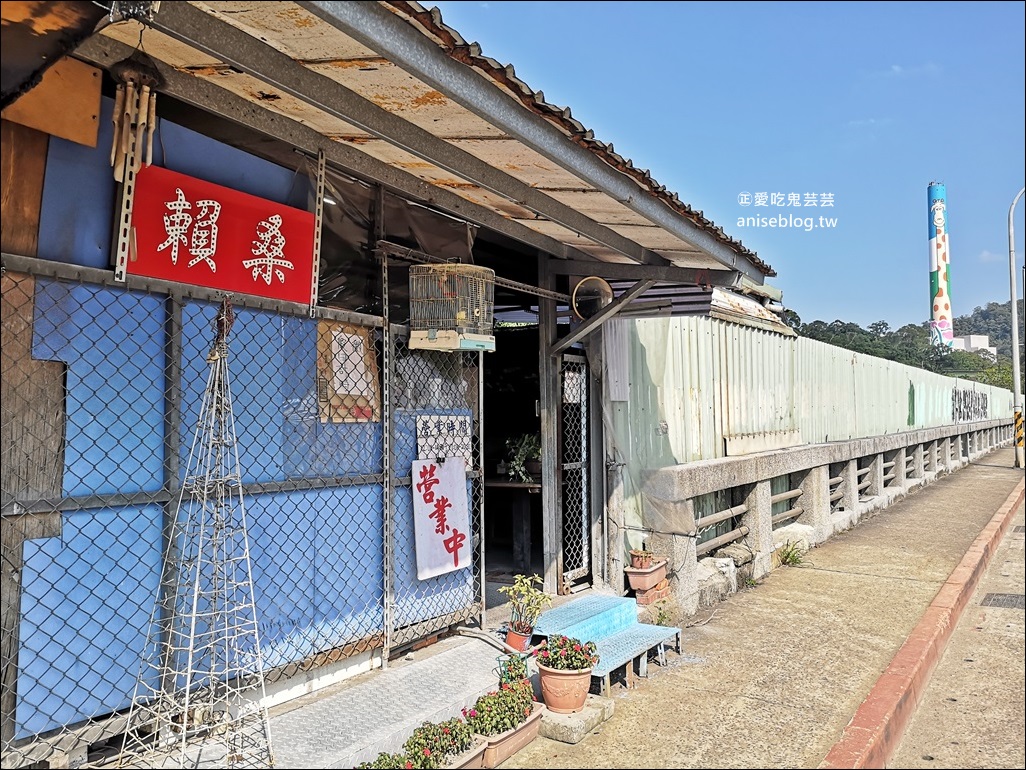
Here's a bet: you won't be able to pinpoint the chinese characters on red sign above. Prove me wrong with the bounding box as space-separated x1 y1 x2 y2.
412 458 471 580
127 165 316 304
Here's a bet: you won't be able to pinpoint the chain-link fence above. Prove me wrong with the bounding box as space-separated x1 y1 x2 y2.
385 333 483 649
1 260 482 768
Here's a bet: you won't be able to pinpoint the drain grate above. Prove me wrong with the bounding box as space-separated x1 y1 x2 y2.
980 593 1025 610
1014 526 1025 534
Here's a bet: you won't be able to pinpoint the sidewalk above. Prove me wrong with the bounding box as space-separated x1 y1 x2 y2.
261 447 1023 769
499 447 1024 769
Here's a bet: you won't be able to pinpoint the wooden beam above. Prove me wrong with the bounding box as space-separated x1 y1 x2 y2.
550 280 655 357
538 254 563 595
1 120 48 257
548 259 743 288
0 58 101 147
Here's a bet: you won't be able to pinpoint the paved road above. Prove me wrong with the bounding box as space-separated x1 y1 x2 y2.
891 488 1024 768
499 448 1024 769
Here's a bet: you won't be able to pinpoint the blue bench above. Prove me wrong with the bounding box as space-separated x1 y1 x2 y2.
533 595 681 695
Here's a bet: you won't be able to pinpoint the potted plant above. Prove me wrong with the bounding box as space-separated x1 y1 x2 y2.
356 716 485 769
496 573 552 651
629 548 654 569
505 432 542 483
624 554 668 592
533 634 600 714
462 678 543 768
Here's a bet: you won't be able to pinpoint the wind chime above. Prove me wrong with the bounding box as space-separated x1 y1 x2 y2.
109 49 162 182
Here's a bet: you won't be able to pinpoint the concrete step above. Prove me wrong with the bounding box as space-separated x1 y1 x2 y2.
533 595 637 640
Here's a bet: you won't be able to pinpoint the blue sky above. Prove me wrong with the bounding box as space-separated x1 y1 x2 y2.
428 0 1026 330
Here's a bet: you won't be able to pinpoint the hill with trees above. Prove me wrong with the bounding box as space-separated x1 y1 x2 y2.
782 299 1023 393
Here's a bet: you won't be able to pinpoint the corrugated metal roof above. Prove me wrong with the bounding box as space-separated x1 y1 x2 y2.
387 1 774 276
84 1 775 279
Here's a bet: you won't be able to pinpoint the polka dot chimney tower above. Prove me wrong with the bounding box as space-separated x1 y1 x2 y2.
928 182 954 347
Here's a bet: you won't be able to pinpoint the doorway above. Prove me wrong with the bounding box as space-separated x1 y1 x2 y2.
482 325 544 587
481 324 596 599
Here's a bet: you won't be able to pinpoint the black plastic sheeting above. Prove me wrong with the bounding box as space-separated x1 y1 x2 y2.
317 162 477 318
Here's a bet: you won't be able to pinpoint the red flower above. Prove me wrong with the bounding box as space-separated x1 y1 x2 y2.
405 763 413 769
573 644 581 651
443 727 450 734
423 748 431 757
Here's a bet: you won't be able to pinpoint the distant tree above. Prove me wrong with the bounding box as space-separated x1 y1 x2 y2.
952 299 1023 359
868 320 890 337
781 308 802 333
969 361 1015 390
792 305 1022 392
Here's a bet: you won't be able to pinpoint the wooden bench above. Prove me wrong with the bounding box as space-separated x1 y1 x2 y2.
533 594 681 696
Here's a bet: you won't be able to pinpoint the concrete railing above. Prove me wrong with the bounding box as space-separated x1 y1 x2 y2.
636 419 1015 617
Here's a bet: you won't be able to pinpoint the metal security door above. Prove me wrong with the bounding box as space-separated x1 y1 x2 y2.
560 354 591 588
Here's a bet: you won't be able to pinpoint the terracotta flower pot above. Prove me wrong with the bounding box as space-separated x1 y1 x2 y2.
479 702 545 768
505 627 533 652
447 735 488 769
624 558 667 592
629 550 653 569
536 662 592 714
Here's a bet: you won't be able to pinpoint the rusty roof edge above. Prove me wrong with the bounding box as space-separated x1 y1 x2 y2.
385 0 775 278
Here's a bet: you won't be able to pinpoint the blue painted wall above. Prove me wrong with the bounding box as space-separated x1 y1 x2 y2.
17 108 469 737
32 279 166 496
37 95 310 269
16 505 163 737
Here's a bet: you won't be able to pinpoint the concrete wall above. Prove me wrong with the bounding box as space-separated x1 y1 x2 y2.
635 420 1015 617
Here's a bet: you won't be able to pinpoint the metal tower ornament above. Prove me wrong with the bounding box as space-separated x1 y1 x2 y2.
120 297 274 768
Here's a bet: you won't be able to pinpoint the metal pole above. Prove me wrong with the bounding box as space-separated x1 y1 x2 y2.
1009 186 1025 468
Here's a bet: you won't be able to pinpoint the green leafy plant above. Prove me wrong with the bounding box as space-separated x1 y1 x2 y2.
356 752 410 769
401 718 474 769
462 679 535 736
357 718 475 769
533 634 599 672
497 653 530 685
506 432 542 483
654 600 672 626
497 573 552 634
778 540 805 567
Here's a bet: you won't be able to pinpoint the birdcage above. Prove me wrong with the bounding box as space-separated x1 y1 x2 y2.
409 263 496 352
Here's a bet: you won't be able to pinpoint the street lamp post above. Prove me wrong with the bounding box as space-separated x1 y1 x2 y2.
1009 186 1025 468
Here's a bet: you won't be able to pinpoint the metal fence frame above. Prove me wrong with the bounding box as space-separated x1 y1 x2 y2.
1 253 483 768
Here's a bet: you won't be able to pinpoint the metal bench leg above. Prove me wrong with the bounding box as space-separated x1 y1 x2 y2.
657 642 666 667
638 651 648 678
602 674 610 697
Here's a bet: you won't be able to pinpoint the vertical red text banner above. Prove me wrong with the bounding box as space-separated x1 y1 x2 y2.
412 457 472 580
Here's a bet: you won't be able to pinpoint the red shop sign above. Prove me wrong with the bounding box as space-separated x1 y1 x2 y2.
128 164 316 304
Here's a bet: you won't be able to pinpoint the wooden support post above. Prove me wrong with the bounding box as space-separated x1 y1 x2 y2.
538 254 563 595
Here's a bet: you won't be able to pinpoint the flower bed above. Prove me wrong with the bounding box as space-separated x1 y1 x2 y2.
356 717 483 769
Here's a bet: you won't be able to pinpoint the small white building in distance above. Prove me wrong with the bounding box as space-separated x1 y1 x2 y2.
951 334 997 359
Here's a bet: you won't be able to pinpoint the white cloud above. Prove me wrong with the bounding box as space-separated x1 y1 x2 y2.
846 117 892 128
977 249 1004 263
875 62 941 78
